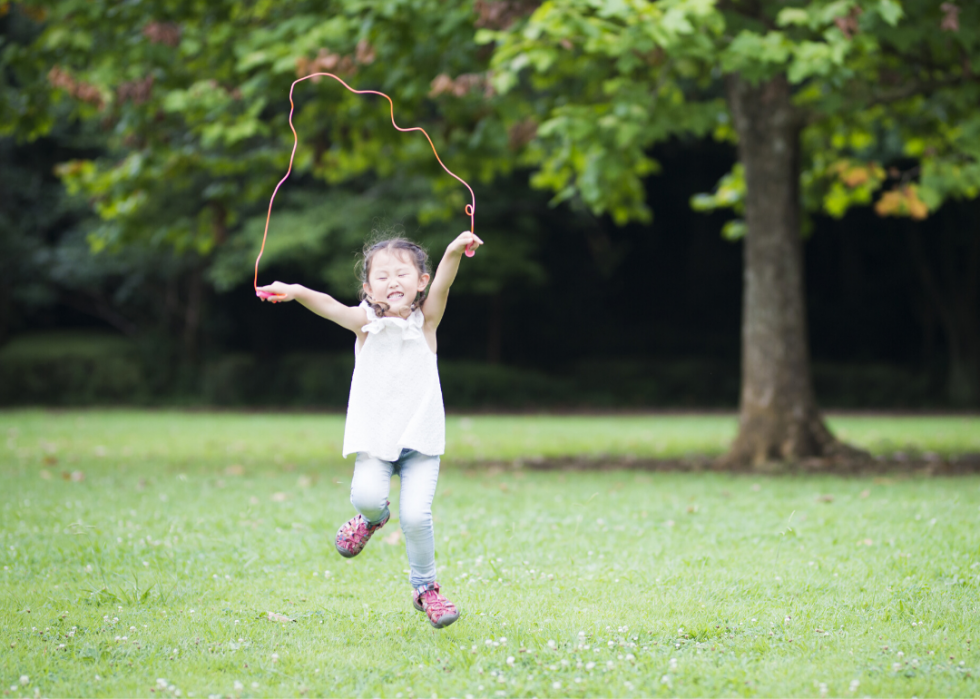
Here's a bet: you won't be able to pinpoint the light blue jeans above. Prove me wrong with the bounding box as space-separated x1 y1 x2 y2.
349 449 440 587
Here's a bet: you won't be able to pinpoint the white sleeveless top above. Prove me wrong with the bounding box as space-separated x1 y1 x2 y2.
342 301 445 461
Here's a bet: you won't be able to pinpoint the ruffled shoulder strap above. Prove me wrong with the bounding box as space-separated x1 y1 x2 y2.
360 299 379 321
360 300 424 339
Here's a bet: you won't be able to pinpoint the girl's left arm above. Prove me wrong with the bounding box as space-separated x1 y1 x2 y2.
422 231 483 330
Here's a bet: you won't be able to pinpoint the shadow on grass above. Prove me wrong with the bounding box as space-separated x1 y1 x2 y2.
467 452 980 477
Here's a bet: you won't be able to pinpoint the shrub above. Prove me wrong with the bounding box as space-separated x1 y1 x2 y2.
201 353 261 406
273 352 355 408
0 330 145 405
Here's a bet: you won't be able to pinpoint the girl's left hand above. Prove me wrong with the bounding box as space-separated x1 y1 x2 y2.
256 281 298 302
450 231 483 256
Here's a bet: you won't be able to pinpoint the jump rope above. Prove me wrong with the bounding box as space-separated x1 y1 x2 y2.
254 72 477 302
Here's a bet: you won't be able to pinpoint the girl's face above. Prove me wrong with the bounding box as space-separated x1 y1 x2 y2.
363 249 430 316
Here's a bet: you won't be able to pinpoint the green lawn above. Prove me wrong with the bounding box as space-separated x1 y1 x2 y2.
2 410 979 698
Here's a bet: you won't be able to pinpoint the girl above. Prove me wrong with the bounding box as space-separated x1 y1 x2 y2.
256 231 482 629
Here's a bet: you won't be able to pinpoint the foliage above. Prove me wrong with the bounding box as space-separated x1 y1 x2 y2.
2 0 545 303
1 411 980 697
482 0 980 227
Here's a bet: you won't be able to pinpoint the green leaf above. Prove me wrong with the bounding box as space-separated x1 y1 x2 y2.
877 0 904 26
776 8 810 27
721 219 746 241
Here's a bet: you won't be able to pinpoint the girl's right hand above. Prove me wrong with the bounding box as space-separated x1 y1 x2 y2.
256 281 298 302
449 231 483 257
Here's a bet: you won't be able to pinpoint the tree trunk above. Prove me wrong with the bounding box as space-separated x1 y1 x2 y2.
487 291 503 364
183 265 204 365
723 74 863 467
0 283 9 347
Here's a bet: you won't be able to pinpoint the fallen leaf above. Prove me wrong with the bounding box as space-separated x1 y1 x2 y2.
39 470 52 480
383 530 403 545
265 612 295 623
225 464 244 476
271 492 289 502
859 489 870 499
70 470 85 482
817 494 834 503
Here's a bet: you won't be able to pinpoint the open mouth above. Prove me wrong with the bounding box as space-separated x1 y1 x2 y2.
387 291 405 301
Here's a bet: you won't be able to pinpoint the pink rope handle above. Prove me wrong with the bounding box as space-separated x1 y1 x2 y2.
255 72 477 300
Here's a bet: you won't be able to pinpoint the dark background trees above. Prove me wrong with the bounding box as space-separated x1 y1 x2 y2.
0 1 977 432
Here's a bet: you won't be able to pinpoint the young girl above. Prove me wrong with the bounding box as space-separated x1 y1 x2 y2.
256 231 482 629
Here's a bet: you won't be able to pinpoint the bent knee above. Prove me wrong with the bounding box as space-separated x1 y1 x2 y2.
350 491 388 523
399 509 432 534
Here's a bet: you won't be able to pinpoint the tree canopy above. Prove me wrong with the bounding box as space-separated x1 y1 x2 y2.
1 0 546 301
483 0 979 228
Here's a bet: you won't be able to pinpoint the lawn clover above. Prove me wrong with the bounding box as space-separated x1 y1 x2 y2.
19 676 29 686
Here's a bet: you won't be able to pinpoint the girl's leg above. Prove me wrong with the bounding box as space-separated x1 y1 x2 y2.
349 452 393 524
397 450 440 587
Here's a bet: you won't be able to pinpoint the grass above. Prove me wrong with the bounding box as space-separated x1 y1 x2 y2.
1 409 979 698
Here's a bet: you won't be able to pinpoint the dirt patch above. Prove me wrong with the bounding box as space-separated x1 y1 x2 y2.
468 453 980 477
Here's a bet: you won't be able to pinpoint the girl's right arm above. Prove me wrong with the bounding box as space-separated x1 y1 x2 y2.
256 282 367 335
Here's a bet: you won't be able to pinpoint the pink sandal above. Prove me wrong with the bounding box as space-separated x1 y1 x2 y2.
335 507 389 558
412 582 459 628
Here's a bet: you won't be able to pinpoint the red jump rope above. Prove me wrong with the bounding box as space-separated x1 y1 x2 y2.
254 72 477 302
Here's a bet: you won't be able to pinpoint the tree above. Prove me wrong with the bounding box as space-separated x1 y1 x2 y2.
482 0 980 465
4 0 546 362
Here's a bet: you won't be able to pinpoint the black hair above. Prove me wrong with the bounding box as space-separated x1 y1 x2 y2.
357 237 431 317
